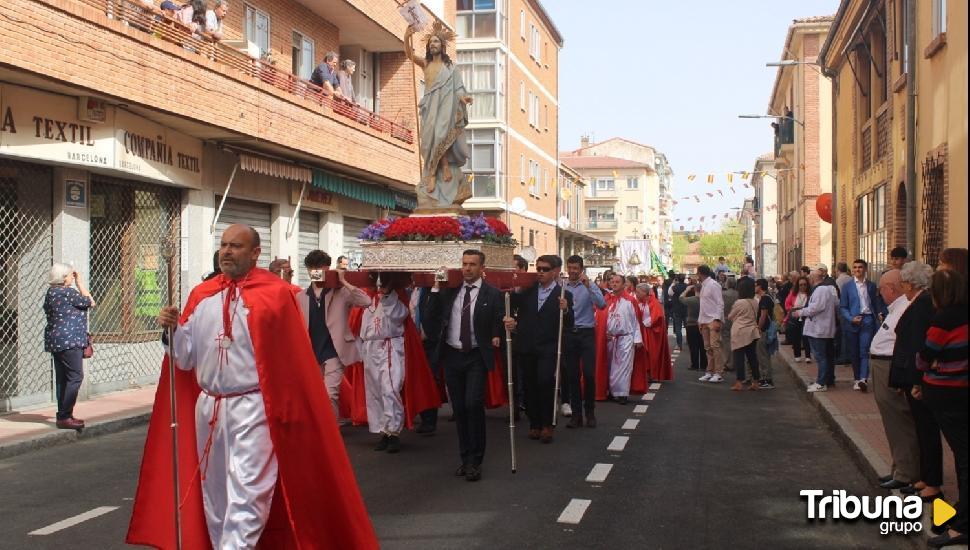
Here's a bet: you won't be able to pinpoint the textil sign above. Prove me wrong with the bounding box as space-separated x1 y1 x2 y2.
0 83 202 187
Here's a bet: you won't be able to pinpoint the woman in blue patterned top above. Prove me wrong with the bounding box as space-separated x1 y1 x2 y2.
43 263 96 431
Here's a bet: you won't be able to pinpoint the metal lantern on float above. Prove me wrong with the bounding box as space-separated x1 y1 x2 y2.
816 192 833 223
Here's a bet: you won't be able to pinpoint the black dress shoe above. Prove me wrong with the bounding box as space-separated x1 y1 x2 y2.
373 435 389 451
414 424 436 435
899 485 918 495
386 436 401 454
617 396 628 405
927 531 968 548
877 473 894 483
585 413 597 428
455 464 469 477
465 464 482 482
566 416 582 429
879 479 910 490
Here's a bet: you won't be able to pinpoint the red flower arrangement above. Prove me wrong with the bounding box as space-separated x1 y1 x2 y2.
485 217 511 236
383 216 461 241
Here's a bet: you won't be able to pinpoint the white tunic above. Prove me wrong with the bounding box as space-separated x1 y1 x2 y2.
606 298 642 397
359 293 408 435
171 289 277 550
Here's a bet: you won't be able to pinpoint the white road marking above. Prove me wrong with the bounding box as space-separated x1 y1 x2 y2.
29 507 119 535
586 463 613 483
633 404 649 414
643 393 656 401
558 499 592 524
608 436 630 451
622 419 640 430
649 382 662 390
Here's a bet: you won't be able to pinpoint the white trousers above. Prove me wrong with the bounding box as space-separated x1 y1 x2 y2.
608 334 634 397
362 337 405 435
195 392 278 550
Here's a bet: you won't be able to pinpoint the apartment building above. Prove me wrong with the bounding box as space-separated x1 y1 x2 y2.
561 137 674 272
750 154 779 277
0 0 426 409
820 0 966 270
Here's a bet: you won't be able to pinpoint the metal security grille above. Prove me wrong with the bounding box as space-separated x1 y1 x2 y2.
342 217 370 269
0 160 53 407
298 210 321 276
213 197 272 267
88 176 180 388
922 154 947 268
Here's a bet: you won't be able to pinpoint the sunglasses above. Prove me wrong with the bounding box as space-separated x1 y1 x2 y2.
536 266 554 273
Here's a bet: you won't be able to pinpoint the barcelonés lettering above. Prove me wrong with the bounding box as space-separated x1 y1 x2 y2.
32 116 96 146
123 131 200 173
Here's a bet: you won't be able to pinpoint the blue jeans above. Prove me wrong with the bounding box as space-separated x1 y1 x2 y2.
807 337 835 386
846 315 877 380
671 314 684 348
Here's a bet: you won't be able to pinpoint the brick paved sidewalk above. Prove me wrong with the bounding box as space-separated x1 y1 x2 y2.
776 344 958 500
0 385 156 459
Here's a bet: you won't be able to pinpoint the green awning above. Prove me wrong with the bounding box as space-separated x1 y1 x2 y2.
312 169 396 209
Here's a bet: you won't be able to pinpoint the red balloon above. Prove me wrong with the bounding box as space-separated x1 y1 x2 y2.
816 192 833 223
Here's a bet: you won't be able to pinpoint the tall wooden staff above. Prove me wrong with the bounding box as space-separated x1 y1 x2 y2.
160 240 182 550
504 291 517 473
552 273 567 426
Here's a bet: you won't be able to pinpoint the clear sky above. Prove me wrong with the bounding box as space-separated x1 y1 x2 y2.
547 0 839 232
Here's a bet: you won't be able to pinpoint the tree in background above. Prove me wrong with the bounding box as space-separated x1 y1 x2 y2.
698 220 745 271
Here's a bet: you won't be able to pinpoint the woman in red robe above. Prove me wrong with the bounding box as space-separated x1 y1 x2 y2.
636 283 674 382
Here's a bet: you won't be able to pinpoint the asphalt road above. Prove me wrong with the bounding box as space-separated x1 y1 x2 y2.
0 340 916 549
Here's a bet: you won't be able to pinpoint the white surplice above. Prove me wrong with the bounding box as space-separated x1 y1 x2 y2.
171 289 277 550
358 293 408 435
606 298 642 397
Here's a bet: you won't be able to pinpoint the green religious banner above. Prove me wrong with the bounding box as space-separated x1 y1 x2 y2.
651 250 668 275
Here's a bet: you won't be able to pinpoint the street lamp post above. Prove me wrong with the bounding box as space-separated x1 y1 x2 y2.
737 114 805 127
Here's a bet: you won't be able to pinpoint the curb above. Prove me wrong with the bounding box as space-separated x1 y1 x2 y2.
0 411 151 460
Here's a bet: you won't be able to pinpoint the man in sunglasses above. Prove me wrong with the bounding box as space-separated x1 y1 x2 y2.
504 255 573 443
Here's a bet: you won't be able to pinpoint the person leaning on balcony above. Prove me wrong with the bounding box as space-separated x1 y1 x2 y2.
44 263 96 431
204 0 227 40
337 60 357 104
311 52 342 98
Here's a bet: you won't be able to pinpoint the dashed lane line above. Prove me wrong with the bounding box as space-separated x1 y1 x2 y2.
649 382 662 390
586 463 613 483
621 419 640 430
607 436 629 451
633 404 649 414
642 393 656 401
557 499 592 524
29 507 119 536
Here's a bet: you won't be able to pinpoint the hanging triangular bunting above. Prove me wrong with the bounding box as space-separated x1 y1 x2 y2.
687 175 696 181
707 174 714 184
727 173 734 183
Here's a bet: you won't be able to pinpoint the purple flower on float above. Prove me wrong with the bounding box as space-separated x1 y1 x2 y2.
457 214 495 240
359 217 396 241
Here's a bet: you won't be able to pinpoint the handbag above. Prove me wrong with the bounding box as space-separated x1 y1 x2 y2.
82 333 94 359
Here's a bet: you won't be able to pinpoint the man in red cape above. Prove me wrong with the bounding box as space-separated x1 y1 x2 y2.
636 283 674 382
127 225 377 549
593 274 643 401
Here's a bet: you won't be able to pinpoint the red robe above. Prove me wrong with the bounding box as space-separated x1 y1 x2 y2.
629 298 650 394
127 268 378 550
594 292 643 400
642 293 674 381
339 290 442 427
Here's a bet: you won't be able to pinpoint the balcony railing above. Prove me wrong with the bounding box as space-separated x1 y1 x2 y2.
76 0 413 144
773 116 795 158
586 219 618 230
587 188 617 199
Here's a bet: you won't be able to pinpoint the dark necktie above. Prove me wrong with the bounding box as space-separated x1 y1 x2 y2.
460 285 473 351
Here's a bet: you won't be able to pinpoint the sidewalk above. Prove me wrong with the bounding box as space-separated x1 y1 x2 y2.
0 385 156 459
777 344 962 546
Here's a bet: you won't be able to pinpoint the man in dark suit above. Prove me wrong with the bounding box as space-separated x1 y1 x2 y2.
427 249 504 482
505 255 574 444
839 259 886 391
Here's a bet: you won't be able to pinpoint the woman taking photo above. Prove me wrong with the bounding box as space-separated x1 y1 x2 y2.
43 263 96 431
784 276 812 362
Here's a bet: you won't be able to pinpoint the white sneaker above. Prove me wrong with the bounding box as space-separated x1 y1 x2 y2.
805 357 812 363
807 383 827 393
709 374 724 383
852 380 862 391
794 357 803 363
561 403 573 417
698 373 713 382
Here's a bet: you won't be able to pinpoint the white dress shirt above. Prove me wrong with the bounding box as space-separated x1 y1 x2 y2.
869 295 911 356
855 277 872 314
698 277 724 324
446 278 481 349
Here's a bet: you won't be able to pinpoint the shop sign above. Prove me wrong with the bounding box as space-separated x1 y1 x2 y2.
115 110 202 188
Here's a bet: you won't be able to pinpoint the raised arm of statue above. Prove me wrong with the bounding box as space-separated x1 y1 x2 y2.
404 26 427 69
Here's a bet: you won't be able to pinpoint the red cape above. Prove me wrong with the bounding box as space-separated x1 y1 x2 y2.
640 294 674 382
339 290 442 428
594 292 643 400
630 298 649 394
484 348 509 408
127 269 378 550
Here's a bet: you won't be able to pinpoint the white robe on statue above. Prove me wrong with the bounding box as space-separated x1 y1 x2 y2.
606 298 642 397
359 293 408 435
171 290 277 550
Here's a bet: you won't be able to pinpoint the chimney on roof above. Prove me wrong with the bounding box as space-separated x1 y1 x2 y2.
580 134 590 148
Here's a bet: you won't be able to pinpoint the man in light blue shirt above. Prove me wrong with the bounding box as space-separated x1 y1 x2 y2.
562 255 606 428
